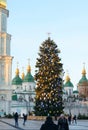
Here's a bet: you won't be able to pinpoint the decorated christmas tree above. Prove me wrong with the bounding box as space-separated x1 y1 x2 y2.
34 37 64 116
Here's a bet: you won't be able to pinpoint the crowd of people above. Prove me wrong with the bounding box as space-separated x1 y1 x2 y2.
40 114 69 130
40 113 77 130
13 112 77 129
68 114 77 125
14 112 27 127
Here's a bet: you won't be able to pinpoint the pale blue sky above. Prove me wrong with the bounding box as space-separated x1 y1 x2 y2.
7 0 88 90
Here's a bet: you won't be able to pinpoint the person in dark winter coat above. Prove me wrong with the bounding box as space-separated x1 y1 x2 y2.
73 115 77 124
40 116 58 130
68 114 72 125
14 112 19 127
23 113 27 125
58 114 69 130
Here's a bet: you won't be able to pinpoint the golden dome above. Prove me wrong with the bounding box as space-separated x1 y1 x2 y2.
65 70 70 82
82 67 86 75
82 63 86 75
21 72 25 80
15 68 19 76
27 65 31 72
0 0 7 8
65 74 70 82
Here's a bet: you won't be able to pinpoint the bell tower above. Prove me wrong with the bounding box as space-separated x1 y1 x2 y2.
0 0 13 87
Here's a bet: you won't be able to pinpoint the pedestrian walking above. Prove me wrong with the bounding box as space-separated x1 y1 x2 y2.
14 112 19 127
68 114 71 125
73 115 77 124
23 113 27 125
58 114 69 130
40 116 58 130
71 114 74 124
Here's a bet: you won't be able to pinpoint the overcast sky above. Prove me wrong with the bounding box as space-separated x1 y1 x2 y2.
7 0 88 90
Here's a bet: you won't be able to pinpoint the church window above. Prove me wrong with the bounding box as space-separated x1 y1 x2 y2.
1 96 4 100
24 85 26 91
29 85 31 90
18 95 23 102
33 86 35 90
69 89 71 96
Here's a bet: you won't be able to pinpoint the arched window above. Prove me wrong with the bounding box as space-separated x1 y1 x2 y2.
18 95 23 102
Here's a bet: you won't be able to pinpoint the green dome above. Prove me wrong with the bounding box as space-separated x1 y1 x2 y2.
23 72 34 82
64 81 74 88
64 73 73 88
78 75 88 84
12 75 22 85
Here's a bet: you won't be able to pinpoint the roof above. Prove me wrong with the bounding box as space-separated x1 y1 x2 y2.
23 72 34 82
12 75 22 85
64 81 74 88
78 75 88 84
64 73 73 88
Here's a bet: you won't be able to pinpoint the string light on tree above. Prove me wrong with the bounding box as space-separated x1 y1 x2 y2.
34 37 64 116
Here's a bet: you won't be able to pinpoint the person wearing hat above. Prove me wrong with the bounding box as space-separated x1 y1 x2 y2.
58 114 69 130
40 116 58 130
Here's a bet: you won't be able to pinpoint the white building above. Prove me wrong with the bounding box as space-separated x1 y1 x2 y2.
11 65 36 116
0 0 13 117
63 68 88 116
0 0 36 117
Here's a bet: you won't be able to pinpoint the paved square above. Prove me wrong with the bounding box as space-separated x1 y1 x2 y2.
0 118 88 130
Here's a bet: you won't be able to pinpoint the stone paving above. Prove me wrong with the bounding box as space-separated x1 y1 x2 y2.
0 118 88 130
